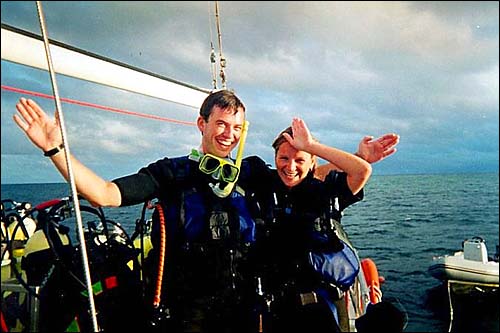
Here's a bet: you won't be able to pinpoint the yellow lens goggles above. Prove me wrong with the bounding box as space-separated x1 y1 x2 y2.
199 153 240 183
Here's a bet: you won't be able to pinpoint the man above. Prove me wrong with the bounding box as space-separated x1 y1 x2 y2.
13 91 245 209
14 90 258 332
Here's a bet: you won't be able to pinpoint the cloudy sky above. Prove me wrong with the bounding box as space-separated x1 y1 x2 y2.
1 1 498 184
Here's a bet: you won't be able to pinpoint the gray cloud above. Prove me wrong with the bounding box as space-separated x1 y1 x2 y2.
1 1 498 184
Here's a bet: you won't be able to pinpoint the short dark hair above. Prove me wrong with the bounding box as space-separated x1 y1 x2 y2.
272 126 293 155
199 90 246 121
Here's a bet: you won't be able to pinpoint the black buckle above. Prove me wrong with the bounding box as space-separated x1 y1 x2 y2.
327 283 344 300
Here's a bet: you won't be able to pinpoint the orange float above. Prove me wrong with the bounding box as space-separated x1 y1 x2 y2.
361 258 383 304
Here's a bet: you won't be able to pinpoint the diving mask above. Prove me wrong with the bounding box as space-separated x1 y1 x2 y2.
199 153 240 183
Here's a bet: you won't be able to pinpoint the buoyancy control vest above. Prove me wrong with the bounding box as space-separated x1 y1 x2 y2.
147 156 257 307
246 171 360 293
241 171 362 333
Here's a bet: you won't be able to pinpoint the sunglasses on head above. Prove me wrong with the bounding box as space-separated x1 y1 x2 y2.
199 153 240 183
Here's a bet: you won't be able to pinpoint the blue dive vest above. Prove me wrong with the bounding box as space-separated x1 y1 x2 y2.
149 156 257 301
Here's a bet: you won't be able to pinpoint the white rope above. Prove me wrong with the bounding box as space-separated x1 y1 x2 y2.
447 280 453 332
35 2 99 331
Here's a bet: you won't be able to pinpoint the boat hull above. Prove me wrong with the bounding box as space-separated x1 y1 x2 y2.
429 254 499 285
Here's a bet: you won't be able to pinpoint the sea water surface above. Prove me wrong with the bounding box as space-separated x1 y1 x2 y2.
2 173 499 332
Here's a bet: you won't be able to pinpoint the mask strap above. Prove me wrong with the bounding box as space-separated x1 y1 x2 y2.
189 148 203 162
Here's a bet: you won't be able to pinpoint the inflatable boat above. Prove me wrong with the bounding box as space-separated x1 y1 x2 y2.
428 237 499 286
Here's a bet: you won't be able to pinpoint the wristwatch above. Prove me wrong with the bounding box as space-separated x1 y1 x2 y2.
43 143 64 157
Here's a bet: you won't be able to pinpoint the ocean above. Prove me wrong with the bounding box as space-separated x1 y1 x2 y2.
2 173 499 332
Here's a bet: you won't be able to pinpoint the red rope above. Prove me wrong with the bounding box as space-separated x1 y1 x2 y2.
1 85 196 126
153 203 166 308
1 309 9 332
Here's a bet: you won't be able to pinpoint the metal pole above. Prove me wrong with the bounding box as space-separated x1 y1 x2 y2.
35 2 99 331
215 1 227 89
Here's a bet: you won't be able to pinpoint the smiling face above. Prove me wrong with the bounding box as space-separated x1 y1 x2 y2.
197 105 245 157
275 141 315 188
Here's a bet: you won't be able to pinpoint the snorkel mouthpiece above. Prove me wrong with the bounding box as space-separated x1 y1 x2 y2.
211 121 249 198
210 180 229 197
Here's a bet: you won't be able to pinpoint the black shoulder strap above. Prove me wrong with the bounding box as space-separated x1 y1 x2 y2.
169 156 191 183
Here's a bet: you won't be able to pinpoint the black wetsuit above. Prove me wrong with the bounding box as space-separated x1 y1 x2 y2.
113 155 266 333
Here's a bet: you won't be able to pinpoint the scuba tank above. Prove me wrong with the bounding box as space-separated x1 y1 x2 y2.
1 200 38 281
2 200 37 259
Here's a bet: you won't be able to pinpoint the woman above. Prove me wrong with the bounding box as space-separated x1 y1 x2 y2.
242 117 372 332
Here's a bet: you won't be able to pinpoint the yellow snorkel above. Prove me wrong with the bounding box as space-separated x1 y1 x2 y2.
210 120 249 198
235 120 249 169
